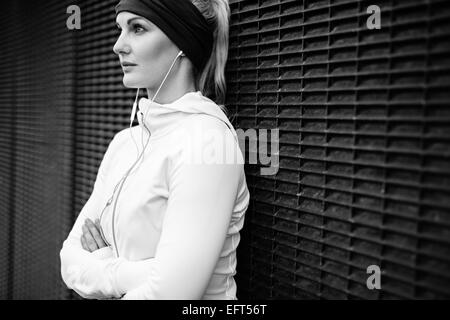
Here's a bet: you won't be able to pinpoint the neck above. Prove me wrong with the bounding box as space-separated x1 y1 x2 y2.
146 59 196 105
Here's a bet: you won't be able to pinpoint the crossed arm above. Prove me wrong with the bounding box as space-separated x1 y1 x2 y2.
60 129 242 299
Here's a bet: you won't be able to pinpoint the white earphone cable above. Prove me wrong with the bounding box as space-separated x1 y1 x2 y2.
102 50 185 258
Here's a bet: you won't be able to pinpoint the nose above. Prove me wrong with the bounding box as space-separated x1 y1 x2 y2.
113 31 130 56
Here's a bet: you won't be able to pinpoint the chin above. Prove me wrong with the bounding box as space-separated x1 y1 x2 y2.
122 74 136 88
122 75 141 88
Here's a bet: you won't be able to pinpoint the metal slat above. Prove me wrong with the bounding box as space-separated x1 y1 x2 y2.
230 0 450 299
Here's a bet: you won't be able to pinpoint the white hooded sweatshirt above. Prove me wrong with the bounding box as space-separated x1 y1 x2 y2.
60 91 250 300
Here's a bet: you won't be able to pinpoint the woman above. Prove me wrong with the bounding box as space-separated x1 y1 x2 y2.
59 0 250 300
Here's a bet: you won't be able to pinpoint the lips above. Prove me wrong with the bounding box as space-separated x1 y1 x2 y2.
121 61 137 66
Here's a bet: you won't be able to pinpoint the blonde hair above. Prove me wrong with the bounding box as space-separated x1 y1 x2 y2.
190 0 230 115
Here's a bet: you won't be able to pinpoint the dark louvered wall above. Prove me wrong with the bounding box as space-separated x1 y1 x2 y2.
0 0 17 300
229 0 450 299
0 0 75 299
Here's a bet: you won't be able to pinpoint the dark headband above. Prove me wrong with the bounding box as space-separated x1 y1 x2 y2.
115 0 214 71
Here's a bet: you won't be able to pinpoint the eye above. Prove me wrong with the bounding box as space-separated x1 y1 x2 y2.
133 24 145 33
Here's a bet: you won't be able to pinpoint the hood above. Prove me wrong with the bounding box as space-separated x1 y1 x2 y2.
136 91 236 140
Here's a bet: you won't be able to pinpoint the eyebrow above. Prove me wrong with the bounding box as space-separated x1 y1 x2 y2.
116 17 145 28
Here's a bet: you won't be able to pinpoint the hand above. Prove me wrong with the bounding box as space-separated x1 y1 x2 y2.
81 218 107 252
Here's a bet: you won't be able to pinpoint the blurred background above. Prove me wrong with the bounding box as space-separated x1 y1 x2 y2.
1 0 449 299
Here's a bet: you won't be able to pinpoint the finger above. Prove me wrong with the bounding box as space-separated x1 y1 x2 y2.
95 219 102 230
86 219 107 248
86 218 106 247
95 219 108 246
81 227 92 250
82 224 98 252
81 234 89 252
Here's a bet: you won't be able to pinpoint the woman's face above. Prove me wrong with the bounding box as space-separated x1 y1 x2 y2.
113 11 181 89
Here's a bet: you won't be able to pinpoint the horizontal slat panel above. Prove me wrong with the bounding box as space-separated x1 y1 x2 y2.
229 0 450 299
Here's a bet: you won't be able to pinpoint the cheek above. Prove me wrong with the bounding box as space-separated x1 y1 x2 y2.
137 35 172 73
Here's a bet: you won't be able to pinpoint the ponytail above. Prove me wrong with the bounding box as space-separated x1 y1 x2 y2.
190 0 230 115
